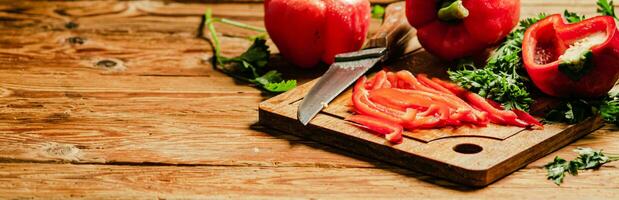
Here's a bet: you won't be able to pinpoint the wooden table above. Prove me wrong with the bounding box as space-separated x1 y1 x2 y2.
0 0 617 199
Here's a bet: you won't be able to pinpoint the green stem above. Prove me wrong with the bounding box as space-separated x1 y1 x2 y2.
438 0 469 21
205 9 222 59
219 18 266 32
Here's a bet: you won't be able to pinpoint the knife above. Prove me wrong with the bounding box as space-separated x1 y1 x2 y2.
298 2 418 125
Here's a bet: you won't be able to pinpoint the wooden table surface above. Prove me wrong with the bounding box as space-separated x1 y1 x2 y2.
0 0 617 199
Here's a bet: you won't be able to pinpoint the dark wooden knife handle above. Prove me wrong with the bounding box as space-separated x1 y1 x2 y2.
366 2 418 57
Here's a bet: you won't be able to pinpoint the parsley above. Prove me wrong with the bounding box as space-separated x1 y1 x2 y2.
563 10 586 23
204 9 296 93
545 148 619 185
597 0 618 20
545 91 619 125
545 99 595 124
371 5 385 19
449 13 547 111
600 91 619 125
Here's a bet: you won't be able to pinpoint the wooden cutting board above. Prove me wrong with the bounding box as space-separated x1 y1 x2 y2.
258 2 604 187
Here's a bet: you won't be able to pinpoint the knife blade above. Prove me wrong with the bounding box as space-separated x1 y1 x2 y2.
297 48 386 125
297 2 417 125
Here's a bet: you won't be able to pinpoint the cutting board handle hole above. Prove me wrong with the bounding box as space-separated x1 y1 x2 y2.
453 143 483 154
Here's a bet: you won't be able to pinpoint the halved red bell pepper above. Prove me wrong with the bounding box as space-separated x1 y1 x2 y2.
522 14 619 98
405 0 520 60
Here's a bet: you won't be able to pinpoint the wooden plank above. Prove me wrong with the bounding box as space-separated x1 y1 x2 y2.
0 162 617 199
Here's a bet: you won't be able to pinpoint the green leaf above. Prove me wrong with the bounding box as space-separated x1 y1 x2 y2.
574 147 612 169
251 70 297 93
597 0 618 20
563 10 586 23
600 94 619 125
263 80 297 93
371 5 385 19
545 156 569 185
545 100 595 124
544 147 619 185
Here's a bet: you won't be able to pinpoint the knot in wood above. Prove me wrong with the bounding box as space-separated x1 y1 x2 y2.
96 59 117 68
66 36 86 45
65 21 79 29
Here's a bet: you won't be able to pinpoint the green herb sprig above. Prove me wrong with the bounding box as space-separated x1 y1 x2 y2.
563 10 586 23
204 9 296 93
597 0 618 20
545 147 619 185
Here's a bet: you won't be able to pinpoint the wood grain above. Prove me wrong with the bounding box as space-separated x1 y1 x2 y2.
0 162 617 200
0 0 617 198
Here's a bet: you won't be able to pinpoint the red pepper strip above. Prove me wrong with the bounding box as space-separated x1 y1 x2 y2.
404 115 442 129
416 74 455 95
431 77 468 97
365 73 377 89
418 104 441 116
430 78 499 124
386 72 399 87
513 109 543 128
346 115 403 144
464 92 518 124
370 70 388 90
369 88 449 111
485 99 503 109
486 98 543 128
395 71 440 94
352 77 405 124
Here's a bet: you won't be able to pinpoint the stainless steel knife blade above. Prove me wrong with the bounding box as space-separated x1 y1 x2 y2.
297 48 385 125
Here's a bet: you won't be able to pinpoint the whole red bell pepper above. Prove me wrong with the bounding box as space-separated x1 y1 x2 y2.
264 0 371 68
405 0 520 60
522 14 619 98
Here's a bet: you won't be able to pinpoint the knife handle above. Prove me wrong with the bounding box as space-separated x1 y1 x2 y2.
365 2 417 58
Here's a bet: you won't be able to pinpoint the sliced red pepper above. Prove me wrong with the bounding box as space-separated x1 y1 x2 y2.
513 109 543 128
352 77 405 124
464 92 518 123
404 115 442 129
395 71 444 95
431 77 468 97
370 70 388 90
369 88 448 111
346 115 403 144
386 71 398 87
416 74 455 95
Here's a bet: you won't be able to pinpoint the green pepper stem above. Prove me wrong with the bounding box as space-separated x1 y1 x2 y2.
438 0 469 21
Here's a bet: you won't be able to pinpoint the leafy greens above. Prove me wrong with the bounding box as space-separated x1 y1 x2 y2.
545 148 619 185
204 9 296 93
